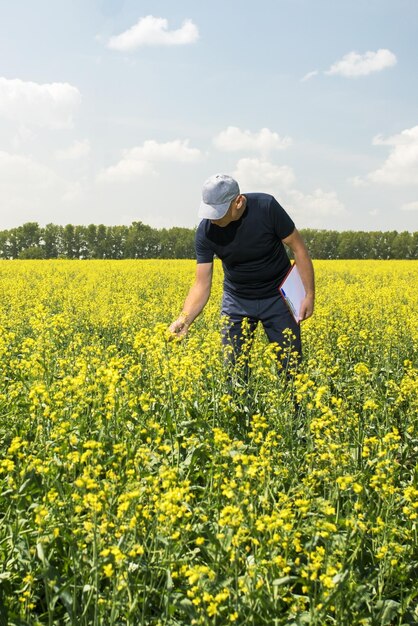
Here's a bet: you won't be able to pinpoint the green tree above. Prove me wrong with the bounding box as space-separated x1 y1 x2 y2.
392 231 413 259
6 222 42 258
159 227 195 258
125 222 157 258
0 222 416 260
7 229 22 259
108 225 129 259
61 224 85 258
0 231 11 259
62 224 77 258
74 225 89 259
411 232 418 258
43 223 62 258
299 229 320 258
18 246 45 259
20 222 42 249
85 224 97 259
95 224 109 258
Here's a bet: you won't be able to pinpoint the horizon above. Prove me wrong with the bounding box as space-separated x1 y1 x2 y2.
2 219 416 236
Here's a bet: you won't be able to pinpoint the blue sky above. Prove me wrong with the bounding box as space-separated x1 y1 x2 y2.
1 0 417 232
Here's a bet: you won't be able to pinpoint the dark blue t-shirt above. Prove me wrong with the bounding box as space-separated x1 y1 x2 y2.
195 193 295 299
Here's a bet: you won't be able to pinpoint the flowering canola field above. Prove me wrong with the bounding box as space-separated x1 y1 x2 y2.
0 259 417 626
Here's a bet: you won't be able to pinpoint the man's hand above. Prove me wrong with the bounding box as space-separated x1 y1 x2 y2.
167 313 190 340
167 263 213 340
299 294 314 322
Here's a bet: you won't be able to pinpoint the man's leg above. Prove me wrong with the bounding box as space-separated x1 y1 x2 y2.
259 295 302 375
259 295 306 440
221 292 258 385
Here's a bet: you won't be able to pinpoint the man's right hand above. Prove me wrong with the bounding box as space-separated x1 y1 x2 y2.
167 314 189 340
167 263 213 341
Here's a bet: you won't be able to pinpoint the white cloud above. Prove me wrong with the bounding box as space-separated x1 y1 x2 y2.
61 182 84 205
214 126 292 157
107 15 199 51
401 201 418 212
349 175 367 188
367 125 418 185
11 125 35 151
233 158 296 190
55 140 91 160
232 157 346 225
98 139 201 183
372 129 416 147
97 159 155 183
301 70 319 82
127 139 201 162
325 49 397 78
0 150 77 224
0 77 81 128
0 150 60 189
287 188 347 217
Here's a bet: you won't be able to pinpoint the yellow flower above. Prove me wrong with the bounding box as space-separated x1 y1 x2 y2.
103 563 114 578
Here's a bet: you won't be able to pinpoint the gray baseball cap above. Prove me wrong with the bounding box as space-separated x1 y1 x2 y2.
198 174 240 220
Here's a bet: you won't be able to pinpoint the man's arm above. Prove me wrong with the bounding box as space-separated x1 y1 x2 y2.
169 262 213 337
282 228 315 321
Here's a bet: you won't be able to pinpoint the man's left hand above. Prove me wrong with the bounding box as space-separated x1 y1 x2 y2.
299 295 314 322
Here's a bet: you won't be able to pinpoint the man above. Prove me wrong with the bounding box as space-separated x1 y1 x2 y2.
169 173 314 374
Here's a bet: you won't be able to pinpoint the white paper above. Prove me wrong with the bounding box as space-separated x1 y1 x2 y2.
279 264 306 324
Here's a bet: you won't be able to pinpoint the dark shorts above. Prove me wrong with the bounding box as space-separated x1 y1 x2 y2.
221 290 302 371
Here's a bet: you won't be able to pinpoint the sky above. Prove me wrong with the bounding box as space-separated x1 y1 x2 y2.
0 0 418 233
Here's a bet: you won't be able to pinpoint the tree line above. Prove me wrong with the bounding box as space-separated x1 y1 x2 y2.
0 222 417 260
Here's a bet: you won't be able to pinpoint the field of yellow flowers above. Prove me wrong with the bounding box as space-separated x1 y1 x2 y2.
0 259 417 626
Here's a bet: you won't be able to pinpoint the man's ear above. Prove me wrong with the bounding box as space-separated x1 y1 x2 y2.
236 194 244 209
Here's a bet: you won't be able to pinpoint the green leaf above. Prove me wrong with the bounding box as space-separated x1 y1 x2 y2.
36 541 47 566
375 599 401 625
272 576 297 586
287 612 312 625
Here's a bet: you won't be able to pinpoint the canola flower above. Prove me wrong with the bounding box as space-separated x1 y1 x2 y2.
0 259 417 626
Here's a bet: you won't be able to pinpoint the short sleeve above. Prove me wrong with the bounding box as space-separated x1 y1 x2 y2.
269 196 295 240
195 223 214 263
